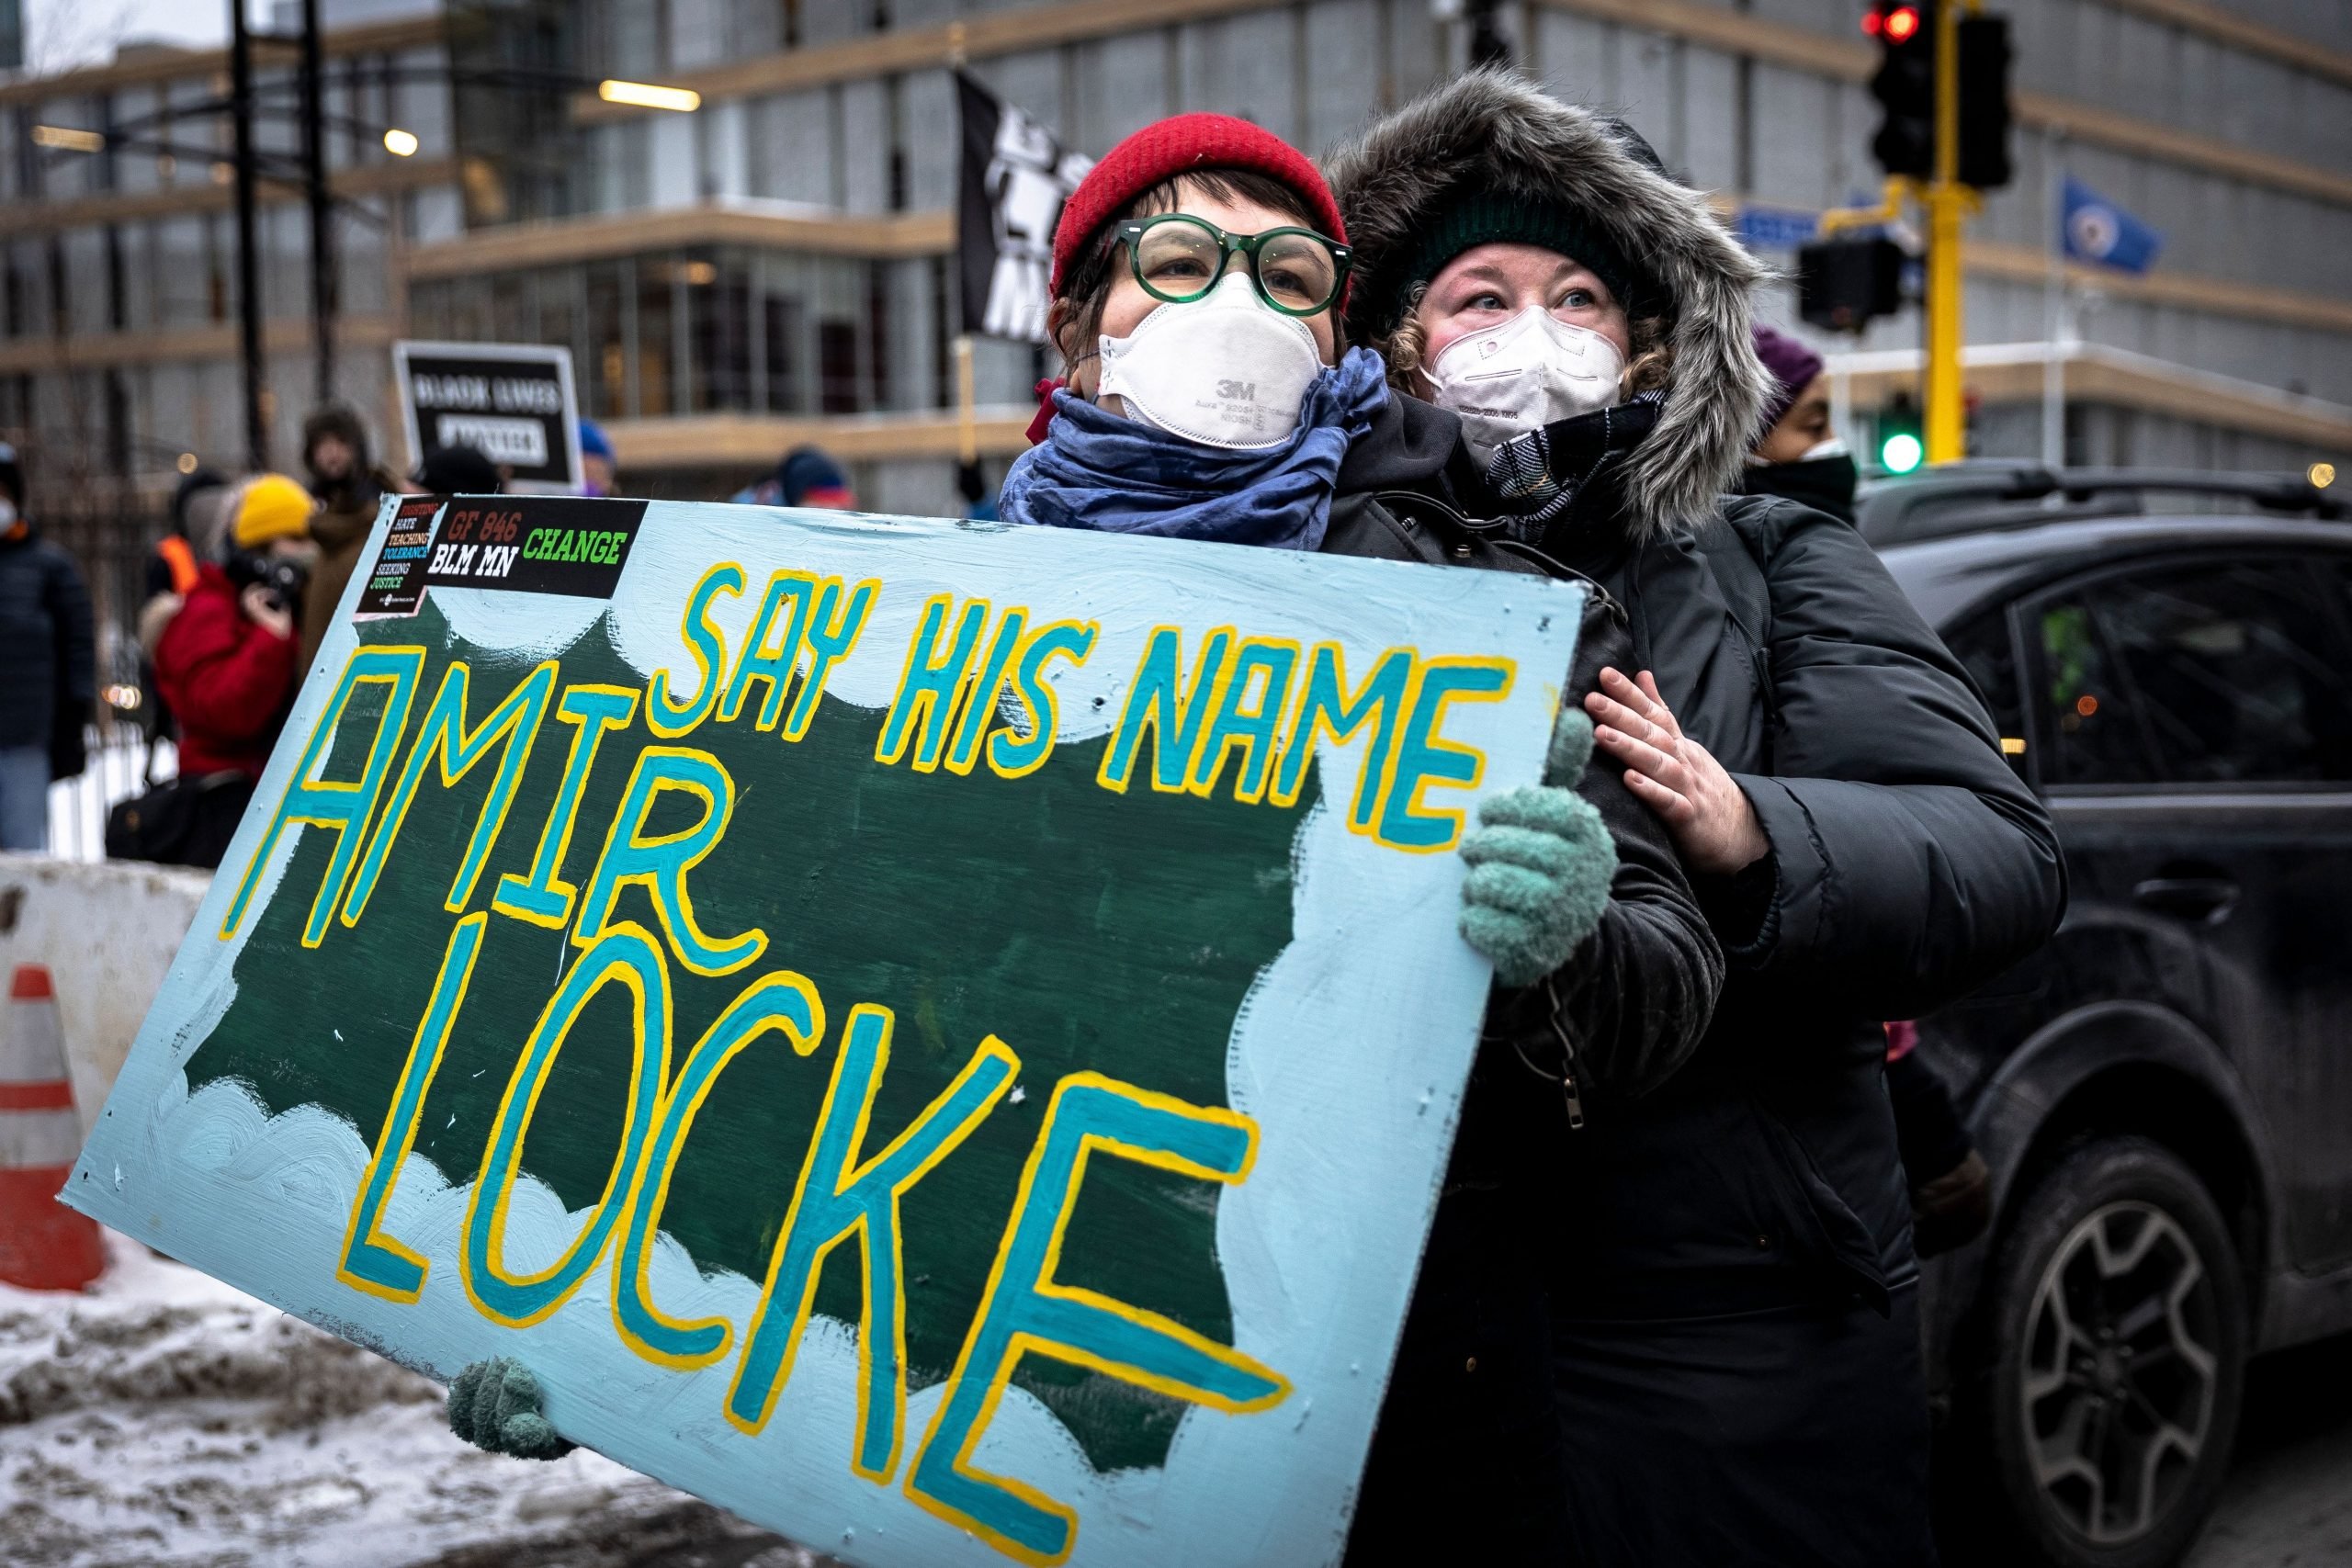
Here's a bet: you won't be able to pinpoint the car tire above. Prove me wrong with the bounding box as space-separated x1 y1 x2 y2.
1970 1136 2248 1568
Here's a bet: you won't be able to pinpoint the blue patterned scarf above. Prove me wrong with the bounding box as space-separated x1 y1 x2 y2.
998 347 1391 551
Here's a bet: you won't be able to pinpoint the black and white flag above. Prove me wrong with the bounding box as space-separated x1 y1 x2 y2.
956 72 1092 344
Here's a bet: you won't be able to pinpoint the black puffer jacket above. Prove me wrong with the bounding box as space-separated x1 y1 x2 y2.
1516 472 2063 1568
1327 392 1724 1566
0 524 96 753
1548 491 2064 1313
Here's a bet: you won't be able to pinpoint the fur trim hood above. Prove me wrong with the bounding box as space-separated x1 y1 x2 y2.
1325 70 1772 537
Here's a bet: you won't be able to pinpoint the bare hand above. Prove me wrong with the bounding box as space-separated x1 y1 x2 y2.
240 583 295 641
1585 668 1770 876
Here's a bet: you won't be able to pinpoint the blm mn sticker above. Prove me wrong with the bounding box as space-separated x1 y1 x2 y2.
354 496 649 619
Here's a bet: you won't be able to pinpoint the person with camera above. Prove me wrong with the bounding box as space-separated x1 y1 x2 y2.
146 474 317 867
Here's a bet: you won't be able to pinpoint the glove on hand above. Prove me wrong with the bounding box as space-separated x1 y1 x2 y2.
448 1356 576 1461
1458 709 1617 988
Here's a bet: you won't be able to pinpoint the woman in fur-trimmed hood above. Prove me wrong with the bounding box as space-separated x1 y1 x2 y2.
1330 72 2064 1568
1327 67 1772 544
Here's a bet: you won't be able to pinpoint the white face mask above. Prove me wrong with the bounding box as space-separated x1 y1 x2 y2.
0 500 14 530
1096 273 1326 450
1426 306 1627 464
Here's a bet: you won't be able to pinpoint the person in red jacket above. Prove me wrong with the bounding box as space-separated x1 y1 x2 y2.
151 474 316 866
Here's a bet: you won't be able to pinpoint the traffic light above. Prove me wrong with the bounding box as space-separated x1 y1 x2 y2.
1798 234 1906 333
1876 392 1925 474
1957 15 2014 189
1866 3 1936 180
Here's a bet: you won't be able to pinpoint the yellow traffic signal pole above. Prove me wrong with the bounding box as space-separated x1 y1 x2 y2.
1924 0 1971 463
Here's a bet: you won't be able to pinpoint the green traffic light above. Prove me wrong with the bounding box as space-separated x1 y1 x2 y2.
1881 432 1926 473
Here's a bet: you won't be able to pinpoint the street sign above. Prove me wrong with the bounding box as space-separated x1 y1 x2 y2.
66 495 1583 1568
1735 205 1819 252
393 340 584 494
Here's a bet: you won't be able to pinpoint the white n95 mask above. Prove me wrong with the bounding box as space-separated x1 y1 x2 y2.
1427 306 1628 464
1097 273 1325 450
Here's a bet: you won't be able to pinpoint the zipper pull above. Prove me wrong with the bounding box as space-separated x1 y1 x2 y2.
1546 978 1587 1131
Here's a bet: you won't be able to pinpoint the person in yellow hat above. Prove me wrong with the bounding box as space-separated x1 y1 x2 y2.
230 471 317 550
139 475 318 867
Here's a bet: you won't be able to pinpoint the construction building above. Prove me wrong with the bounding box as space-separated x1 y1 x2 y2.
2 0 2344 542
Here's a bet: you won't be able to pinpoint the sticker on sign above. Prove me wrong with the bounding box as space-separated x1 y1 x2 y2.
435 413 549 468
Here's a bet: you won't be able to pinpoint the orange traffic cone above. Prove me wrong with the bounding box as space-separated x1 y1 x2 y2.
0 964 106 1290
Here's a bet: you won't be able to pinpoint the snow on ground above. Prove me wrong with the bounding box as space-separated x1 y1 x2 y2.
0 1232 826 1567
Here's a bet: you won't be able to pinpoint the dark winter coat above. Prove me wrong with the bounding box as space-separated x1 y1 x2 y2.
0 525 96 757
300 466 398 675
1328 68 2064 1567
1325 391 1724 1566
1513 483 2063 1567
1737 451 1860 524
153 564 301 780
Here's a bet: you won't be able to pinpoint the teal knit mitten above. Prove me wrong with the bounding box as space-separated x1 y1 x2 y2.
1458 709 1617 988
448 1356 576 1461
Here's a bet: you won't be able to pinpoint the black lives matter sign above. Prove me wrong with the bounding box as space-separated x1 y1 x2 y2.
355 496 649 619
393 340 582 492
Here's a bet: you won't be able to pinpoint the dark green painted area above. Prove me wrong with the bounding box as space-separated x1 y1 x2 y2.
187 596 1307 1474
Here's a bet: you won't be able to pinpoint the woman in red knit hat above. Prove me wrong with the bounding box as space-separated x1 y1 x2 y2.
1002 112 1724 1564
999 111 1382 546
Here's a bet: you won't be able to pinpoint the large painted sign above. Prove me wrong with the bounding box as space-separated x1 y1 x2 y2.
66 495 1583 1567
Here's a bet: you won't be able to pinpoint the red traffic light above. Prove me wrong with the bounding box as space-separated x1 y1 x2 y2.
1864 5 1924 40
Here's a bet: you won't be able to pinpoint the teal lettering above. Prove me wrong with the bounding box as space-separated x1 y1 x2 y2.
220 644 425 946
905 1074 1286 1561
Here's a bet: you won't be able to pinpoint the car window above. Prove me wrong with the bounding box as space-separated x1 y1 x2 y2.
2036 561 2352 788
1942 610 2027 779
2034 594 2155 786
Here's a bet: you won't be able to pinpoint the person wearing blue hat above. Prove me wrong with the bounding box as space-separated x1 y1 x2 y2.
731 446 855 510
578 421 616 498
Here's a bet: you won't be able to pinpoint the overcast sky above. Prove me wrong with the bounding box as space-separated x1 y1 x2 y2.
18 0 241 75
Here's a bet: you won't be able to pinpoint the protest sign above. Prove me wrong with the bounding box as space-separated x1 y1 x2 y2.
393 341 584 493
67 494 1583 1568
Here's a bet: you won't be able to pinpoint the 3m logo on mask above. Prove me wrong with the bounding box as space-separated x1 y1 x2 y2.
1099 275 1323 450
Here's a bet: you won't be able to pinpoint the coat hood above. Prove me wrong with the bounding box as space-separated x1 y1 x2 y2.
1325 70 1773 538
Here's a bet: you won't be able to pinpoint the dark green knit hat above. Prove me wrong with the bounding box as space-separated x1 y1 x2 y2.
1374 189 1653 335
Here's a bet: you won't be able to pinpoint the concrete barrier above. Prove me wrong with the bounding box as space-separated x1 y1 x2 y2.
0 853 211 1135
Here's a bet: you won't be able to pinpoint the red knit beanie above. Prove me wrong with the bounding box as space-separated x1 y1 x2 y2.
1049 114 1347 298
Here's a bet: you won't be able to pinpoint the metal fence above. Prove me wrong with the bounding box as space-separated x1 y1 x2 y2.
44 730 171 864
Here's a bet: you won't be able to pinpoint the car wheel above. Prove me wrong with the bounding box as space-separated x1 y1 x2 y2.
1978 1136 2247 1568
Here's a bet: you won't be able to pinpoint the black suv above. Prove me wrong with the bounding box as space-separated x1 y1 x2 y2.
1863 466 2352 1568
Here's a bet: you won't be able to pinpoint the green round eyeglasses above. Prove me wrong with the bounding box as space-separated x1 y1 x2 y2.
1114 214 1351 318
